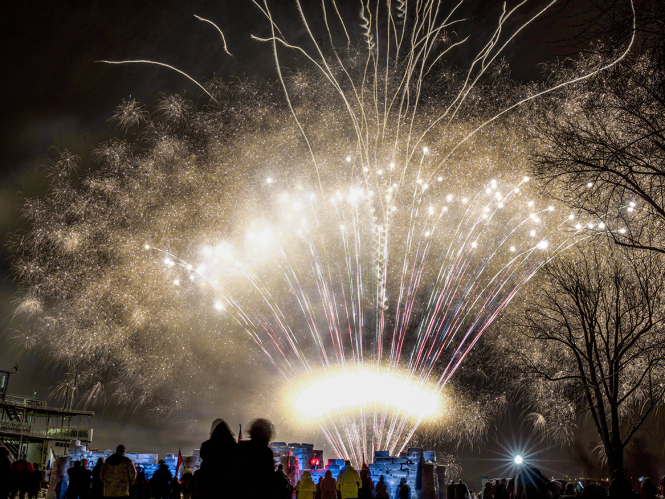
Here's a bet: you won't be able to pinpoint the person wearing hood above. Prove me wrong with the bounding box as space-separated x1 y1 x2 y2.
359 464 373 499
150 460 172 499
321 470 337 499
336 463 361 499
100 446 136 499
375 476 389 499
296 471 317 499
237 418 276 499
197 418 238 499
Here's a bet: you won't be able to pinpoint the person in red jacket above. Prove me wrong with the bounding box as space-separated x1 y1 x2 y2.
11 458 35 499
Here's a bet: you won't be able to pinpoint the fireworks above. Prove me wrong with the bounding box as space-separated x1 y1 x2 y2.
8 0 636 463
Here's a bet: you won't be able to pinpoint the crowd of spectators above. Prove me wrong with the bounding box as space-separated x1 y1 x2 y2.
2 424 664 499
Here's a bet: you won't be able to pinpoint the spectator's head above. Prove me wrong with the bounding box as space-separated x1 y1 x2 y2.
33 463 40 470
116 445 126 455
458 479 464 484
345 460 351 466
277 464 284 471
379 475 384 482
248 418 273 445
96 458 104 466
159 459 166 465
0 447 9 459
325 470 332 479
400 478 407 485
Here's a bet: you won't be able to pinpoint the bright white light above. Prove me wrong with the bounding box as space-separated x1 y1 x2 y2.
144 244 150 250
390 162 395 169
257 228 272 247
471 241 478 248
510 246 516 252
587 182 593 188
294 370 440 419
346 156 351 162
423 147 429 154
378 169 383 175
425 231 431 237
619 228 626 234
266 177 273 184
438 177 443 182
214 302 224 311
528 201 534 207
173 279 180 286
514 456 523 465
523 176 529 182
629 201 636 207
462 198 468 204
537 240 548 250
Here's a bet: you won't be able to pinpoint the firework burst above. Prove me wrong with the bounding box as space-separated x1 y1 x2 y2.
8 0 636 462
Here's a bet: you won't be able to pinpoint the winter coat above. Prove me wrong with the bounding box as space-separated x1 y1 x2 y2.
237 439 276 499
100 453 136 497
274 470 293 499
360 467 374 499
397 483 410 499
67 464 91 497
13 461 35 492
337 465 361 499
91 463 104 499
296 472 317 499
455 482 469 499
375 479 389 499
321 471 337 499
198 421 238 499
150 465 172 497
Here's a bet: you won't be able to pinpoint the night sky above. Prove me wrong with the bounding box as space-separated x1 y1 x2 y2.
1 0 653 489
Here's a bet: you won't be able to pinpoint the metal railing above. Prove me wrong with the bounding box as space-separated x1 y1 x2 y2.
0 421 92 440
3 395 47 410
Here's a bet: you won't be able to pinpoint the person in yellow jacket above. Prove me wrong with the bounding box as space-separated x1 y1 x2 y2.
337 463 362 499
100 445 136 498
296 471 317 499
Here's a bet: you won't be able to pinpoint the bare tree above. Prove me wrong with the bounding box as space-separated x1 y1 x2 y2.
507 238 665 475
533 48 665 255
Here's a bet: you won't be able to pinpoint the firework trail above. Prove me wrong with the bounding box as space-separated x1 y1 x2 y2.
9 0 635 463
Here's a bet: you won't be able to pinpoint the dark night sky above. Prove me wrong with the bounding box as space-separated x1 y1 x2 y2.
2 0 657 489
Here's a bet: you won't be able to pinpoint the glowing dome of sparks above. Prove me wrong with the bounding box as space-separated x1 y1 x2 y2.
293 370 441 420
